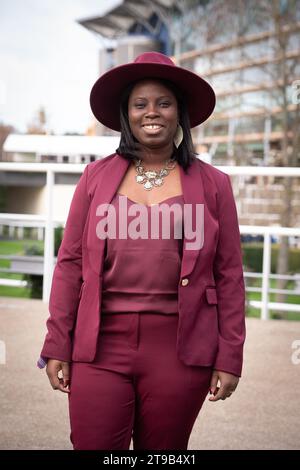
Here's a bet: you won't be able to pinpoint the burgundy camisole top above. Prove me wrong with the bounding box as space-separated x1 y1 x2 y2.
101 193 184 314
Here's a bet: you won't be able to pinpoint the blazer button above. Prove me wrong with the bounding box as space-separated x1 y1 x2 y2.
181 278 189 286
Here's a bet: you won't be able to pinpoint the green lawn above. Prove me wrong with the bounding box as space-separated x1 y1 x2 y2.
246 277 300 321
0 239 44 255
1 239 299 320
0 239 44 298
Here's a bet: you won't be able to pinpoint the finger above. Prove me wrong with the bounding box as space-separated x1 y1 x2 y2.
57 378 70 394
209 385 226 401
210 384 235 401
223 384 236 397
227 387 237 398
61 362 70 388
208 386 220 401
50 377 70 393
47 367 70 393
209 372 219 395
219 384 234 400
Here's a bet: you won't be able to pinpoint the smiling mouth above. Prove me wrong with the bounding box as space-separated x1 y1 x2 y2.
142 124 163 130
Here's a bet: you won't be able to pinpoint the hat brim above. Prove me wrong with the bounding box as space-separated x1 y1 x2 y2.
90 62 216 132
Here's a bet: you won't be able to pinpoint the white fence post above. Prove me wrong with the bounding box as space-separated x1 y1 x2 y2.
261 230 271 320
43 170 55 303
0 340 6 365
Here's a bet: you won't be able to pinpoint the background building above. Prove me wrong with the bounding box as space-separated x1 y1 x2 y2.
78 0 300 228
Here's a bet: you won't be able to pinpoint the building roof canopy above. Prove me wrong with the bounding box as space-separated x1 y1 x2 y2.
78 0 177 39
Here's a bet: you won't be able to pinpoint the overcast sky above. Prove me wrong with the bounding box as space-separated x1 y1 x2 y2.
0 0 120 134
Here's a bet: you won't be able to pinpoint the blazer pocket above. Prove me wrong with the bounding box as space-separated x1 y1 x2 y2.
205 287 218 305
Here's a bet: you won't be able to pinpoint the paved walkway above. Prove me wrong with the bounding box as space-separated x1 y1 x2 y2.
0 296 299 450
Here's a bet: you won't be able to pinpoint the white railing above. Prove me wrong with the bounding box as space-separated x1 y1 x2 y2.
0 162 299 316
0 163 84 301
240 225 300 319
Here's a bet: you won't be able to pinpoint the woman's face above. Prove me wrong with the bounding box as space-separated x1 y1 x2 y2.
128 79 179 149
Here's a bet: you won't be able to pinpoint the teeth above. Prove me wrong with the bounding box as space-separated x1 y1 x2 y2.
143 125 162 130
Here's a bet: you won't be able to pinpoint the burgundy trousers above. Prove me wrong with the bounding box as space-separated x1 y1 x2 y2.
68 312 213 450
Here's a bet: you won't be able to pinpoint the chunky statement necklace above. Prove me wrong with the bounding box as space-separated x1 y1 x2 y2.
133 157 177 191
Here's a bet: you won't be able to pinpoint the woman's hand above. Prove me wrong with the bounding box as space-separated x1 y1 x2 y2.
208 369 239 401
46 359 70 393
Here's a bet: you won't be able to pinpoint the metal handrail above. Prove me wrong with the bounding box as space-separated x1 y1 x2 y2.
0 162 299 315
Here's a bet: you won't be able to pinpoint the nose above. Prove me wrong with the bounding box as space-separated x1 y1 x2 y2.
144 103 160 118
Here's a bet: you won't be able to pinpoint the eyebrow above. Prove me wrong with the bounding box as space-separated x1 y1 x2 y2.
133 95 173 100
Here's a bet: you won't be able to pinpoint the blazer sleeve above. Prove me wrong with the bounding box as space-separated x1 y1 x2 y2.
39 165 90 363
212 173 246 377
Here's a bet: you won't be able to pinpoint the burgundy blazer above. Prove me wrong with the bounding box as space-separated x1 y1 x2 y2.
40 153 246 377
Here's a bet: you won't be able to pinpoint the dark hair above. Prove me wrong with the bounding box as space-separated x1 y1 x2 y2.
115 78 197 173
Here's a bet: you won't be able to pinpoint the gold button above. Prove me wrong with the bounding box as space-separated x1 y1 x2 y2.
181 278 189 286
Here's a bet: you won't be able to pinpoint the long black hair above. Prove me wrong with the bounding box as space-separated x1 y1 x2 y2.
115 78 197 173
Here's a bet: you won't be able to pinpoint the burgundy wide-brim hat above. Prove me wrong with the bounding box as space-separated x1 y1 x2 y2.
90 51 216 132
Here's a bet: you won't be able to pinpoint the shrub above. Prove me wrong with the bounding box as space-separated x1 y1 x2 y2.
23 225 64 299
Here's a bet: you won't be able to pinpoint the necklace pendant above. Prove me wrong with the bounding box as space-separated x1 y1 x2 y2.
136 166 144 174
154 178 163 186
136 175 145 183
134 155 177 191
145 170 158 179
144 180 153 190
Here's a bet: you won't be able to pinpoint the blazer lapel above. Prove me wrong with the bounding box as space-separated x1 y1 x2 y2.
87 154 205 279
87 154 130 275
178 158 204 279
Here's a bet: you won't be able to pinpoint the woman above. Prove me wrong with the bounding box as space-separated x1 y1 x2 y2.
38 52 246 450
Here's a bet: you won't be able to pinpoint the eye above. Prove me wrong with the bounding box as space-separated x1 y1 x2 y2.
134 103 145 109
160 102 170 107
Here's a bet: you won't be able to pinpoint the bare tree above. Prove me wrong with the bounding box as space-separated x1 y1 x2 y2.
27 106 48 134
166 0 300 313
257 0 300 310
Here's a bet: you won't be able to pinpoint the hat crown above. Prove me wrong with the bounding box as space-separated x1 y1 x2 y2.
133 51 175 67
90 51 216 131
